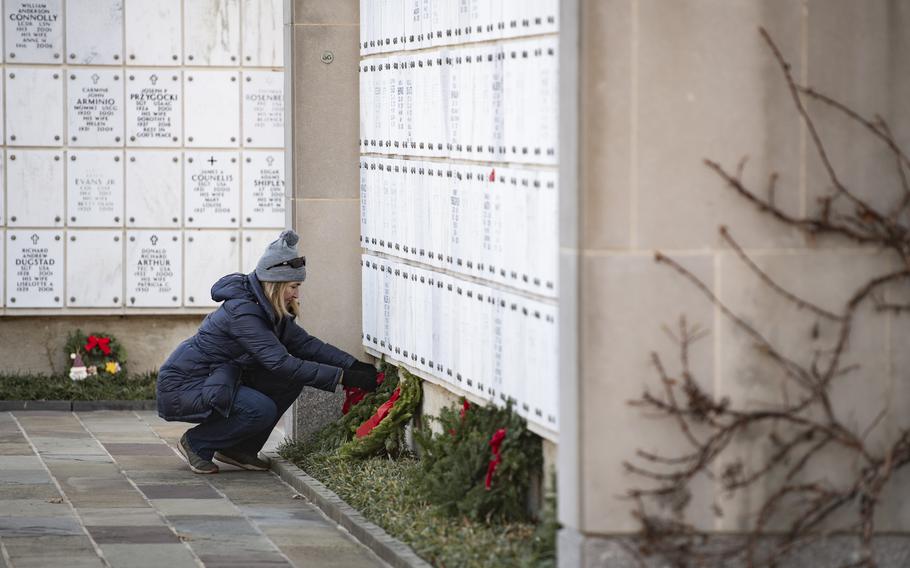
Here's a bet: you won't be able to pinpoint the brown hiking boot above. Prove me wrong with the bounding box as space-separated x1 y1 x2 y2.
213 450 270 471
179 433 219 474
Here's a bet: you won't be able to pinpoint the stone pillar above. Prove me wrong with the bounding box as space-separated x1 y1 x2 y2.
285 0 366 439
561 0 910 565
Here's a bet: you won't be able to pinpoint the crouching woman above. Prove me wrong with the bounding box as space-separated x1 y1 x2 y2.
156 229 378 473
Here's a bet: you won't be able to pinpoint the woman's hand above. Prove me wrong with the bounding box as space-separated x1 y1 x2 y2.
342 360 379 391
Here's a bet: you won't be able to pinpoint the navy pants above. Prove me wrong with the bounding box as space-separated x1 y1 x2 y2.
183 370 302 461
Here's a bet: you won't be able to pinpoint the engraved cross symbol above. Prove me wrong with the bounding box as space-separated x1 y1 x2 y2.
31 234 39 245
266 156 275 167
150 235 158 246
150 74 159 85
207 156 217 166
91 73 100 84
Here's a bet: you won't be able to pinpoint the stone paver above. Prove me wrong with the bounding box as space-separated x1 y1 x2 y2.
0 411 387 568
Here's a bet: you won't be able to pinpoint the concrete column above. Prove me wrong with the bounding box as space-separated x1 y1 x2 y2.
561 0 910 565
285 0 365 439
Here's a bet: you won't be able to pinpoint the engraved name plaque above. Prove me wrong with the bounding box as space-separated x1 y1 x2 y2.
5 0 63 63
67 150 124 227
127 70 181 146
68 70 124 147
6 230 64 308
66 230 123 306
242 152 285 228
185 151 240 228
126 230 181 307
242 70 284 148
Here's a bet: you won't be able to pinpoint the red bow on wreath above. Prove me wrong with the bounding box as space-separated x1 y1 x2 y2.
355 386 400 438
85 335 112 356
485 428 507 490
342 372 385 415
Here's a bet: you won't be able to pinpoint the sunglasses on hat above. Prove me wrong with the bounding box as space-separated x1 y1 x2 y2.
266 256 306 270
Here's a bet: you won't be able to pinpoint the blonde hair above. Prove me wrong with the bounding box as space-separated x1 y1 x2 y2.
261 281 300 320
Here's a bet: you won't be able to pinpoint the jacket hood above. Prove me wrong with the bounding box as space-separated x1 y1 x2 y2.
210 272 278 323
211 273 252 302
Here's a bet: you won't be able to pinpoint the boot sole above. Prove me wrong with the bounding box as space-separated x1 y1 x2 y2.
213 452 269 471
178 439 219 474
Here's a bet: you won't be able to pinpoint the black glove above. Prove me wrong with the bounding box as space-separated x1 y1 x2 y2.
342 361 378 391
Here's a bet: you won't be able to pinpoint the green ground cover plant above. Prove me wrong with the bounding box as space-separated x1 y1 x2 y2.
278 363 556 567
0 371 156 401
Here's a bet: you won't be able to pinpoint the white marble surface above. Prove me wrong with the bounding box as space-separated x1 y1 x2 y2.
6 230 64 308
242 0 282 67
184 0 240 66
184 70 240 148
184 230 240 307
68 69 125 147
126 230 181 307
66 230 123 307
124 0 181 65
66 0 123 64
7 150 64 227
6 67 64 146
242 70 285 148
0 151 4 223
184 151 240 228
127 70 182 146
125 151 182 228
241 230 277 273
66 150 124 227
4 0 63 63
242 151 285 228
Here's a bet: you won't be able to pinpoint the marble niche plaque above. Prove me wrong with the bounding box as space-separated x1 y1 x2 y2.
242 152 285 228
6 230 64 308
185 152 240 228
7 150 64 227
184 71 240 148
241 0 282 67
242 70 285 148
4 0 63 63
126 230 181 307
66 230 123 307
184 230 240 307
241 230 277 273
125 151 181 227
6 67 63 146
127 70 181 146
66 0 123 64
67 150 124 227
124 0 181 65
184 0 240 66
68 69 125 146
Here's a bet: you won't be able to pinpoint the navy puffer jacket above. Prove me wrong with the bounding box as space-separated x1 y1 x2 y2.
156 272 356 422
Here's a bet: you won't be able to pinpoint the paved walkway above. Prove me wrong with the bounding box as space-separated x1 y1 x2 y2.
0 410 386 568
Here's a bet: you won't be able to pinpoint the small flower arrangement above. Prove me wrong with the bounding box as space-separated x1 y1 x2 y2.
65 330 127 381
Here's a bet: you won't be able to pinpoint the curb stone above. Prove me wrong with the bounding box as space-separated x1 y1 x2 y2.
0 400 156 411
265 451 433 568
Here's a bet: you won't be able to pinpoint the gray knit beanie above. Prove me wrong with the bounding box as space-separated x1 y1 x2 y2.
255 229 307 282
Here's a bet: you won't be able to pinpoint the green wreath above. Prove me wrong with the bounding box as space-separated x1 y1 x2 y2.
65 329 127 380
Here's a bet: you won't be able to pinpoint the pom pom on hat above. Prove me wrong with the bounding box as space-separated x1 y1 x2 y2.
255 229 307 282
